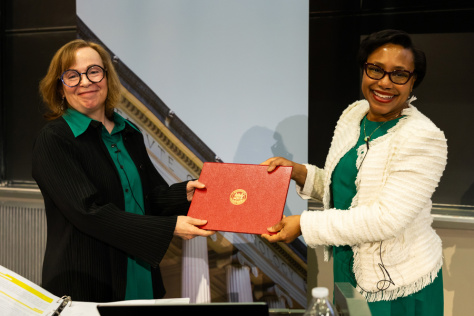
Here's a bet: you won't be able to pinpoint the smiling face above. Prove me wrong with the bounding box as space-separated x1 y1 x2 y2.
361 43 416 121
62 47 108 119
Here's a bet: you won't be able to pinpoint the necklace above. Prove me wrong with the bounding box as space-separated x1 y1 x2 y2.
363 116 388 149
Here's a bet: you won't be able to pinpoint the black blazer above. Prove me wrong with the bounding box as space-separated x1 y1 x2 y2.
32 117 190 302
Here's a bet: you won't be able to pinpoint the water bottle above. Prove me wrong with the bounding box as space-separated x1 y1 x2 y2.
303 287 339 316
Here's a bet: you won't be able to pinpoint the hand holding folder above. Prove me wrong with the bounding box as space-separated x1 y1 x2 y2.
259 156 305 243
261 214 302 244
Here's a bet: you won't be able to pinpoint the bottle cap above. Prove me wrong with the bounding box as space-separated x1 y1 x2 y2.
312 287 329 298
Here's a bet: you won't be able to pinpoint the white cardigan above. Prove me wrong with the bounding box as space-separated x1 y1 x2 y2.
298 98 448 302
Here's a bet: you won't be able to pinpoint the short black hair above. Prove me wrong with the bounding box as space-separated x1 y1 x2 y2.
358 29 426 89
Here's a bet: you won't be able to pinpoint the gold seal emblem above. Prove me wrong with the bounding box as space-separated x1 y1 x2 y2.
230 189 247 205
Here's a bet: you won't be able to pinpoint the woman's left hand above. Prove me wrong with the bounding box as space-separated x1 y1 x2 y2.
186 180 206 202
261 215 302 243
174 216 215 240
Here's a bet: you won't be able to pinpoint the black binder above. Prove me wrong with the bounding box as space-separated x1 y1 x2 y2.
51 296 72 315
97 302 270 316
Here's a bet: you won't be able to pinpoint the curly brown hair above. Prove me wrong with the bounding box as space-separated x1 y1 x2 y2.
39 39 121 120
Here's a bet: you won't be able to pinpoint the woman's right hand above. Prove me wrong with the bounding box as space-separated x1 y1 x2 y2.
261 215 302 244
260 157 307 187
174 216 215 240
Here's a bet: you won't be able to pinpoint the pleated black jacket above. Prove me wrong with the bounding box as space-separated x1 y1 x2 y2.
32 117 190 302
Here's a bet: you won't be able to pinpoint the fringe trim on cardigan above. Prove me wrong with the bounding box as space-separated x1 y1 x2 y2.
324 245 331 262
356 258 443 302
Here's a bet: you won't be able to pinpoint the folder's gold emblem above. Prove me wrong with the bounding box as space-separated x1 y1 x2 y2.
230 189 247 205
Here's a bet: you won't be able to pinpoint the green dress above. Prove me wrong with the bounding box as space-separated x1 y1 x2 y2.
330 116 444 316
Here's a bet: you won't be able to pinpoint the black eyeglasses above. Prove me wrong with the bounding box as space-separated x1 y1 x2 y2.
60 65 106 87
364 62 414 85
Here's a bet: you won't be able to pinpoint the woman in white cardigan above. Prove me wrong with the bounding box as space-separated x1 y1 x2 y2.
262 29 447 316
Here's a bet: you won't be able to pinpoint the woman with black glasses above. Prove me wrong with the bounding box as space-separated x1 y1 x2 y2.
261 29 447 316
33 39 214 302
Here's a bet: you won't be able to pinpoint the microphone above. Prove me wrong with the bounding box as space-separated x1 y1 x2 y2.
112 144 121 153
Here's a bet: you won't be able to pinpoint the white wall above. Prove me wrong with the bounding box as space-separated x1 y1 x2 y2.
77 0 309 216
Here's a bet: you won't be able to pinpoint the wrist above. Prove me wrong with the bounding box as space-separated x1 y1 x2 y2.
292 164 308 187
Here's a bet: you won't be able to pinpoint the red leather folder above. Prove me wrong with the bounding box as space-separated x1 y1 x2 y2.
187 162 292 235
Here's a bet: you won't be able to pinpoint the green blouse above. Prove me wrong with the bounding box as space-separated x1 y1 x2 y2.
63 109 153 300
330 116 443 316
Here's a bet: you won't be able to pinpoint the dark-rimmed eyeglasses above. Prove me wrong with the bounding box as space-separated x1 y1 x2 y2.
60 65 106 87
364 62 414 85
